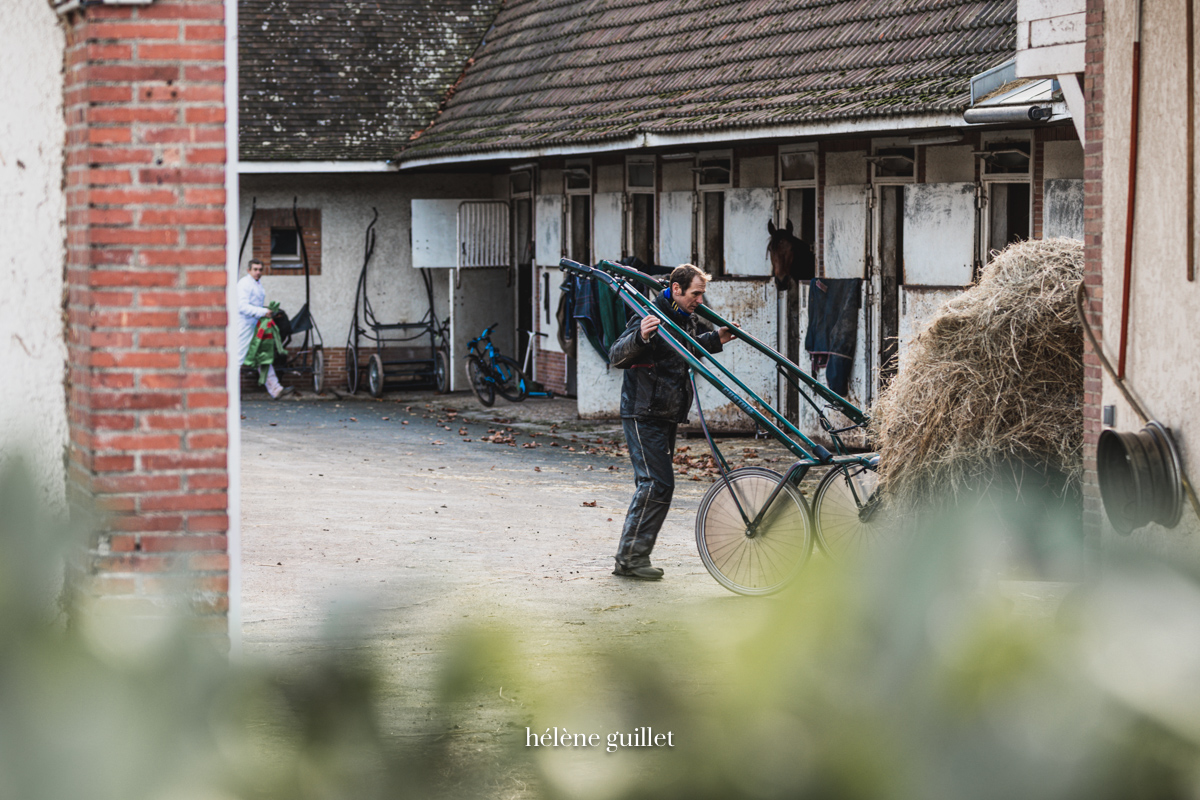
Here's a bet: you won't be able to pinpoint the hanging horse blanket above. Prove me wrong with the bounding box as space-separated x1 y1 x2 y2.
243 302 286 385
804 278 861 397
571 272 626 363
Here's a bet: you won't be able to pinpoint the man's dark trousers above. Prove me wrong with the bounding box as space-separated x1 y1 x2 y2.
615 416 677 569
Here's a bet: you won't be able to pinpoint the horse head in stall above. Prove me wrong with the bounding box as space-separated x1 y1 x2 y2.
766 218 816 290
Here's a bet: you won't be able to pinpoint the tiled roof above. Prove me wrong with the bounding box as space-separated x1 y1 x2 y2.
398 0 1016 162
240 0 502 161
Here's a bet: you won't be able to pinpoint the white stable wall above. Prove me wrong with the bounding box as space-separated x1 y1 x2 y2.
0 2 68 511
238 173 494 389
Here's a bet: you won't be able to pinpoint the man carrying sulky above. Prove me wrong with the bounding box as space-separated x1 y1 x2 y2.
608 264 736 580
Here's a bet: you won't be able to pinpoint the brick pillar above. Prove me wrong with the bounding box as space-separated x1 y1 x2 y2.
1081 0 1106 556
61 0 229 628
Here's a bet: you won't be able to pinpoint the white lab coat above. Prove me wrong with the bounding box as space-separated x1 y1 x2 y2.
237 273 271 363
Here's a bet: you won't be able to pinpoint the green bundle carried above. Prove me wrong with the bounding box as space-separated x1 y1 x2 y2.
244 301 286 384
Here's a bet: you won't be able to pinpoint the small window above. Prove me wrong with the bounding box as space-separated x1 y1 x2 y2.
627 159 655 190
696 152 731 189
871 147 915 179
252 208 322 274
982 143 1031 175
565 162 591 192
780 150 816 183
270 228 300 262
510 170 532 196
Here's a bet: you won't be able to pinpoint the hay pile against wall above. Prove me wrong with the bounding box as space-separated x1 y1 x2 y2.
871 238 1084 509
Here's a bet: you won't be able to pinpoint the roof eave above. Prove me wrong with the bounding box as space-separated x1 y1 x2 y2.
395 111 975 170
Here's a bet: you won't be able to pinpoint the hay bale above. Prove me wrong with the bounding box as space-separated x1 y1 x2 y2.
870 238 1084 510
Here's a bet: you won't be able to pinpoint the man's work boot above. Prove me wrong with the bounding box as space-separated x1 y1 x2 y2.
612 562 664 580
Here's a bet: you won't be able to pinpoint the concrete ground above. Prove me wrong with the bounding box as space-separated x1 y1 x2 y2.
239 388 1075 797
239 388 810 796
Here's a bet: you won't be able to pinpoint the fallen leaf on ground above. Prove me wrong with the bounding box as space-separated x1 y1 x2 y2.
581 501 597 507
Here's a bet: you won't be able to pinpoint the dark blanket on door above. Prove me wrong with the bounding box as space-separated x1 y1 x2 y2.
804 278 861 396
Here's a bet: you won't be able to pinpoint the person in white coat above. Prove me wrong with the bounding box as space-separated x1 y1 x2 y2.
238 259 290 398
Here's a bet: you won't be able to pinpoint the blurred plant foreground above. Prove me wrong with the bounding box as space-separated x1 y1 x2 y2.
5 457 1200 800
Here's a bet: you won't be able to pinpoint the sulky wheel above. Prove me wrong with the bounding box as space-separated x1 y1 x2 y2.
466 355 495 407
345 344 359 395
434 348 450 394
812 461 884 561
494 355 528 402
695 466 813 596
367 353 385 398
312 346 325 395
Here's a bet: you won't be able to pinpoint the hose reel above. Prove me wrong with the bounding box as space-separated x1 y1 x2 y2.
1097 421 1184 534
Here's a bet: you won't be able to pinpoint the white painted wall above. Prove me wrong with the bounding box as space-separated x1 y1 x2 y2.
823 184 869 279
239 173 493 388
1100 0 1200 547
535 193 564 355
660 192 693 266
1044 179 1084 240
0 2 67 511
593 192 622 263
692 280 779 431
576 337 623 419
903 182 977 286
724 188 775 277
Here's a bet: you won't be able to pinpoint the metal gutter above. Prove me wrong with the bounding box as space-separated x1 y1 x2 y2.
395 112 971 170
238 161 397 174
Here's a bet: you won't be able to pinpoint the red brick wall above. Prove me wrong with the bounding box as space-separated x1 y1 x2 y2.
250 207 322 275
62 0 229 627
536 348 568 395
1082 0 1105 551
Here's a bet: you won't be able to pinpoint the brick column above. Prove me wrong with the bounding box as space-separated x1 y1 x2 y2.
61 0 229 628
1081 0 1105 556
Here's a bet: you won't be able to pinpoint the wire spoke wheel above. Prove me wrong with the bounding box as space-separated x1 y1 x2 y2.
345 344 359 395
813 462 884 561
494 355 528 402
696 467 813 596
312 346 325 395
367 353 385 398
434 348 449 394
467 355 495 407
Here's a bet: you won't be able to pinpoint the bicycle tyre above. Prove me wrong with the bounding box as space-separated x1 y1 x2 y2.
467 355 495 407
812 461 884 561
494 355 528 402
695 467 813 596
345 344 359 395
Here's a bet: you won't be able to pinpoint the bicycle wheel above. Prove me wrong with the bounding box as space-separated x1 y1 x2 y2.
695 467 813 596
813 461 884 561
467 355 495 407
494 355 528 402
345 344 359 395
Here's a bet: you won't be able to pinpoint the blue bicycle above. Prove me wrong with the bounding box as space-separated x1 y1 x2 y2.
466 324 527 406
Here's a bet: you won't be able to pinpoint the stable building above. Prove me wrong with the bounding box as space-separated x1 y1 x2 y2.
394 0 1087 436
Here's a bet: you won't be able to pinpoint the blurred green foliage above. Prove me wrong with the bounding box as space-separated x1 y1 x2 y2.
5 458 1200 800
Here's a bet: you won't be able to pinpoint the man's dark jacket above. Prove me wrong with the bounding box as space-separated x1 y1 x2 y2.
609 292 723 423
